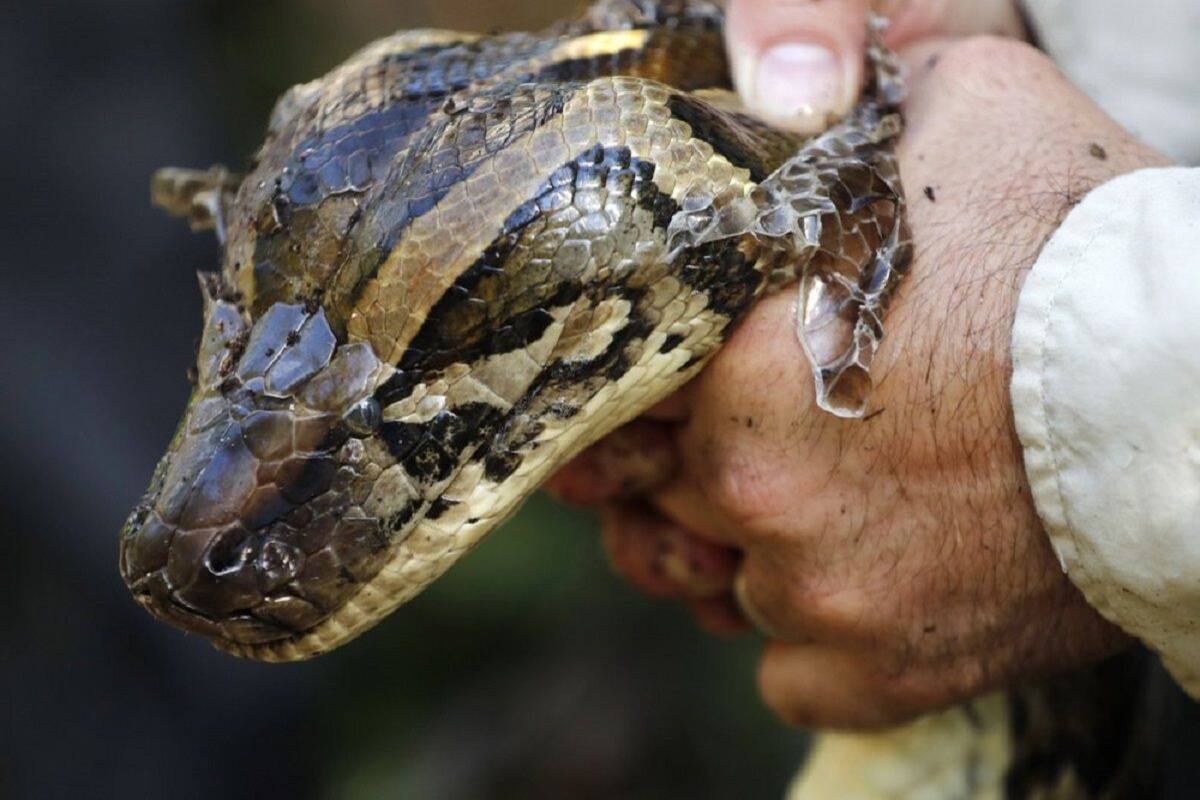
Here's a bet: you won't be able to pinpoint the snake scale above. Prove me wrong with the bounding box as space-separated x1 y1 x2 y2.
121 2 1163 796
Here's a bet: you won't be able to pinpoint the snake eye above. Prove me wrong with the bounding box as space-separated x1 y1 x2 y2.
343 397 382 436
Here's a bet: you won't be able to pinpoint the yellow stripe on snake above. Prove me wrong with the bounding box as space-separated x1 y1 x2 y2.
121 2 1159 796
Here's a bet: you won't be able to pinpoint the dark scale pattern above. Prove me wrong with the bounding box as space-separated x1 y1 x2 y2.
333 82 573 314
375 368 422 408
281 101 439 206
391 144 657 386
675 238 763 320
468 280 661 489
364 143 670 530
248 80 575 322
386 500 418 533
373 135 767 518
483 450 524 484
372 144 696 501
532 27 731 93
380 402 505 483
534 49 646 84
433 129 781 497
226 10 731 325
659 332 685 353
305 33 563 148
425 497 458 520
374 82 571 246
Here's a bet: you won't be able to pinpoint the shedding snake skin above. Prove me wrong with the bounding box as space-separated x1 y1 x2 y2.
121 2 1162 797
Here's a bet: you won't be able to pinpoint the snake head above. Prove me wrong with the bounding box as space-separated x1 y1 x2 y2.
119 275 395 649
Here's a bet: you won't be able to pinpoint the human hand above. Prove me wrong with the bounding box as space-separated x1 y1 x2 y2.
549 36 1171 729
725 0 1027 130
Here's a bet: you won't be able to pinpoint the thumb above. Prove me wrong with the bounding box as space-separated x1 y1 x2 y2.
726 0 869 131
725 0 1026 131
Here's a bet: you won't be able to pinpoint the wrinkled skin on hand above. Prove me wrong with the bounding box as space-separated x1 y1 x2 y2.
549 36 1171 729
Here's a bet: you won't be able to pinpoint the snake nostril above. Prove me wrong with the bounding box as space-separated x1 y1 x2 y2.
172 526 263 616
204 528 256 576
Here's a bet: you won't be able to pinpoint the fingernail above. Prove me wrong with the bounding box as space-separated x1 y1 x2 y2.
753 42 847 125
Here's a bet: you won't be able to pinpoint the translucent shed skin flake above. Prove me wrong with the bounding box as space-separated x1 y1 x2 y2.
666 18 910 417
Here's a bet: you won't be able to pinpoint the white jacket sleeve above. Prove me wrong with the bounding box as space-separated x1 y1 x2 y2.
1021 0 1200 165
1011 166 1200 695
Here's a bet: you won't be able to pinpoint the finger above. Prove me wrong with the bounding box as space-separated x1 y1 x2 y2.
601 505 679 598
545 419 679 506
650 475 744 548
733 540 877 646
600 503 741 599
659 524 741 597
725 0 870 130
731 551 827 645
758 641 916 729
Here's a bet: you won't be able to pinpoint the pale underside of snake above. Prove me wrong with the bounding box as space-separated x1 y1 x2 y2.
121 2 1162 797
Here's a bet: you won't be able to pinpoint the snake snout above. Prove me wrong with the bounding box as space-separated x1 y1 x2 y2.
121 399 388 649
121 296 398 653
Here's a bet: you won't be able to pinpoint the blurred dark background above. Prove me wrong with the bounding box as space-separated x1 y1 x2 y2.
8 3 1200 800
0 2 803 798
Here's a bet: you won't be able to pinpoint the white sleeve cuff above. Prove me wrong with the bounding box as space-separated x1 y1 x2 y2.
1011 166 1200 695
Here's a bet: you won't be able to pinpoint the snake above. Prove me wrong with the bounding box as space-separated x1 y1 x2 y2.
120 2 1163 796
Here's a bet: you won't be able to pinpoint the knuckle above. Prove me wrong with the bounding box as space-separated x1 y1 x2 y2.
599 516 645 576
707 455 763 522
699 447 790 532
795 581 870 634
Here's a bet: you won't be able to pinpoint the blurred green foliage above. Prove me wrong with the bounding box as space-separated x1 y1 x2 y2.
320 497 803 798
